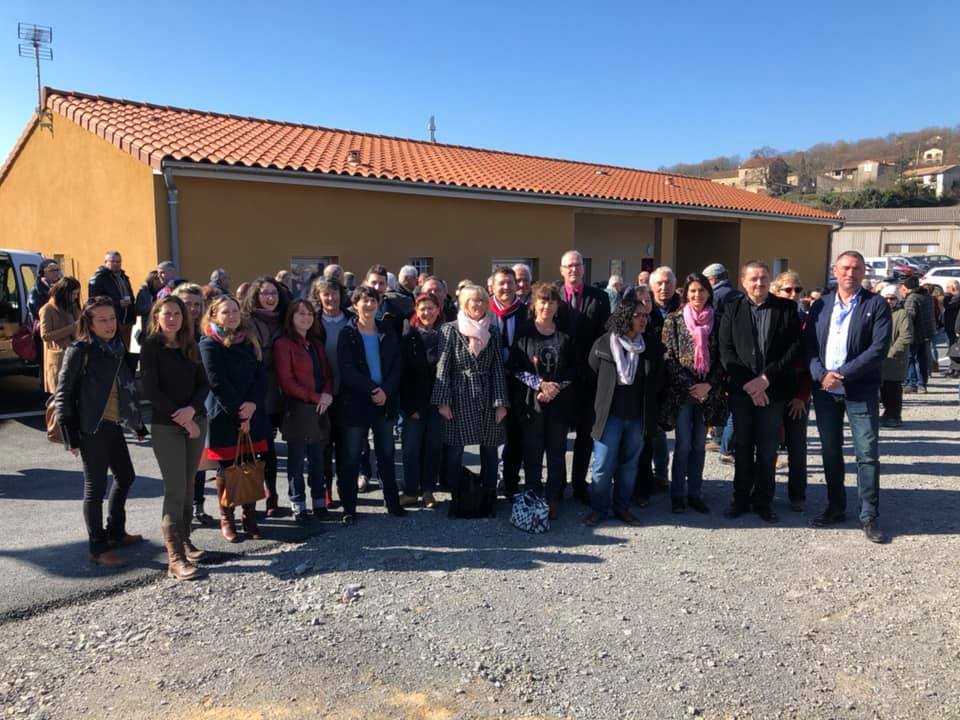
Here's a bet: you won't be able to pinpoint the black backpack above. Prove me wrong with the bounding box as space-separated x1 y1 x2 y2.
448 466 496 519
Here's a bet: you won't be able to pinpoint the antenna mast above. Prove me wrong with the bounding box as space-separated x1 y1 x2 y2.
17 22 54 130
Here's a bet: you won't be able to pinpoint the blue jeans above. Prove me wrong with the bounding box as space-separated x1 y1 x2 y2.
590 415 645 517
671 400 707 500
400 408 442 496
286 440 325 511
812 390 880 523
906 341 929 388
340 416 400 514
720 413 735 454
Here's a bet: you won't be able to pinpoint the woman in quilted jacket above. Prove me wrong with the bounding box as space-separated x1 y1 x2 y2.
661 272 726 515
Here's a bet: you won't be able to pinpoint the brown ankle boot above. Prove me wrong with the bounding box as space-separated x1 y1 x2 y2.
215 475 238 543
163 527 201 581
183 537 206 562
241 504 262 540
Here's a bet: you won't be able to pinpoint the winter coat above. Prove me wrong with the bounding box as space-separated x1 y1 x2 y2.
274 334 333 404
250 311 284 416
139 336 209 427
431 321 509 447
199 336 270 458
660 310 727 429
711 280 742 318
588 331 665 440
506 325 576 424
54 339 144 450
904 289 935 342
944 293 960 343
38 302 78 393
805 289 891 401
27 279 53 323
882 306 913 382
399 327 441 418
337 319 402 427
87 266 135 325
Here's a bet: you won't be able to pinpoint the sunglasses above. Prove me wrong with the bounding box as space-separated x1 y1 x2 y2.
781 286 803 294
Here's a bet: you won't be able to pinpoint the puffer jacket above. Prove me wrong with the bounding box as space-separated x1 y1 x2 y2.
904 289 935 342
54 339 145 449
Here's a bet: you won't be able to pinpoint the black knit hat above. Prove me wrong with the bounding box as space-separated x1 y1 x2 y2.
903 276 919 290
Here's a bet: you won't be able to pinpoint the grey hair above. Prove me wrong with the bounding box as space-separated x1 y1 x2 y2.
650 266 676 284
607 274 624 288
398 265 418 281
561 249 584 265
512 263 532 277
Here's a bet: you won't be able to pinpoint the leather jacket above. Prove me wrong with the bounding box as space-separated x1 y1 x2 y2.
53 339 145 449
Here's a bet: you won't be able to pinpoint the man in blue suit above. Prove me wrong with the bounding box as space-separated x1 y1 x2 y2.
805 250 891 543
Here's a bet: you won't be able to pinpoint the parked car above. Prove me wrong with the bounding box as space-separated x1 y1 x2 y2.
864 256 915 280
919 266 960 291
914 254 957 269
0 249 43 377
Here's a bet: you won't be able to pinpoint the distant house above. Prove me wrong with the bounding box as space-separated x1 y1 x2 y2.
921 147 944 165
831 206 960 259
818 159 897 193
902 164 960 198
710 157 789 194
786 172 815 193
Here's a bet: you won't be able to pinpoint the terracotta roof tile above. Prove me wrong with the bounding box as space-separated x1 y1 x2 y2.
1 88 838 222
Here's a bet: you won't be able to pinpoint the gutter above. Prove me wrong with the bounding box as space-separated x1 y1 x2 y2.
160 160 841 228
161 168 180 268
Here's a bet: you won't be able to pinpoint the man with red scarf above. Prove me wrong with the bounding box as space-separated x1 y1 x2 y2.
490 266 530 498
555 250 611 505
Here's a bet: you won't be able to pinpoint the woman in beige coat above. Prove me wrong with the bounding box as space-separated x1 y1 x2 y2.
39 277 81 393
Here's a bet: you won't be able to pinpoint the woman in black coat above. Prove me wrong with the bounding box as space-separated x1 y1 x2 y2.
337 286 404 523
399 292 444 509
508 283 576 518
199 295 270 542
54 296 148 568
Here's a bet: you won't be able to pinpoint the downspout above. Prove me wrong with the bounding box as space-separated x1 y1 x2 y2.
162 167 180 269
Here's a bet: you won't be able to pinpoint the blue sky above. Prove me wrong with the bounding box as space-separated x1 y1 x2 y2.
1 0 957 170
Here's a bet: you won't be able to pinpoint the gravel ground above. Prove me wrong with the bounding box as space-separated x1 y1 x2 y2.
1 375 958 720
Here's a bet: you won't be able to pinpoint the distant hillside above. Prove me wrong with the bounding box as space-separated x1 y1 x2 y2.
660 125 960 179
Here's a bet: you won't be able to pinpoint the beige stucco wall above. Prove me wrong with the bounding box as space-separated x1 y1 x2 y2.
573 212 657 284
739 218 833 288
0 115 160 292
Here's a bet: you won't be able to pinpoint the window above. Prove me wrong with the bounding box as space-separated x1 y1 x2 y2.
609 259 624 278
772 258 789 276
410 257 433 277
290 256 338 296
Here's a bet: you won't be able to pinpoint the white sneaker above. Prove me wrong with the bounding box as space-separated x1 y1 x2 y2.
358 474 369 492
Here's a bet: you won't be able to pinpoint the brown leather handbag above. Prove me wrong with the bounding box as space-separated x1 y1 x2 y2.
221 432 266 507
45 396 63 444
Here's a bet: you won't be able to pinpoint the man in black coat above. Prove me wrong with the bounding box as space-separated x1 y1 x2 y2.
719 260 801 523
555 250 611 504
942 279 960 377
88 251 136 348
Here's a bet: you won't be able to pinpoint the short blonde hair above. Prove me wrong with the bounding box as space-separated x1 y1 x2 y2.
770 270 801 295
458 284 489 305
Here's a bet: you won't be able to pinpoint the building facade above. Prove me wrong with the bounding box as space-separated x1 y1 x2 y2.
831 207 960 259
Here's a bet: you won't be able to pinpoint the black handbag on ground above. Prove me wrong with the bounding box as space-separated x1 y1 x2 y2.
448 466 496 519
280 400 331 445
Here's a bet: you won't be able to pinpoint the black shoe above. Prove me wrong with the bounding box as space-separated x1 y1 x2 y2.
573 487 592 506
652 478 670 494
789 500 805 512
862 519 887 543
671 498 686 514
754 505 779 523
387 505 409 517
687 496 710 514
293 511 309 524
812 509 847 526
341 513 357 526
634 495 651 508
193 509 216 527
310 506 328 517
723 502 749 519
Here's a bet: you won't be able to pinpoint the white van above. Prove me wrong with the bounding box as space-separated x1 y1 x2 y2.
0 249 44 377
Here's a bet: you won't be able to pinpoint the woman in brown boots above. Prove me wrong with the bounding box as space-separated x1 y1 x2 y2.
199 295 269 542
140 295 209 580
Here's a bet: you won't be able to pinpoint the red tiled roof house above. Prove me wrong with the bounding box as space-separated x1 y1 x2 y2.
0 88 840 289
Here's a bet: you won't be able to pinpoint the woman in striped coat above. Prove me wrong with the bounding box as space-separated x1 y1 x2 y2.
432 285 509 491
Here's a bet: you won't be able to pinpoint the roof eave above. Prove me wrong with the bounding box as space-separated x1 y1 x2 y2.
159 159 840 227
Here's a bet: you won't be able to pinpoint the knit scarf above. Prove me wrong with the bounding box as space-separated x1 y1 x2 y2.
92 333 125 360
457 310 492 356
203 321 246 347
610 333 646 385
682 303 714 377
490 296 523 320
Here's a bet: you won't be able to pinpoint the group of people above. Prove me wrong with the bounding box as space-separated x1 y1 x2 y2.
32 245 945 580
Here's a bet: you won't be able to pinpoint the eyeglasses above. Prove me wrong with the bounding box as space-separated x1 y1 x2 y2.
781 286 803 294
562 263 583 270
259 290 279 298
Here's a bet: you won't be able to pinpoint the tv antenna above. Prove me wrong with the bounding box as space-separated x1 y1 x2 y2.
18 22 54 130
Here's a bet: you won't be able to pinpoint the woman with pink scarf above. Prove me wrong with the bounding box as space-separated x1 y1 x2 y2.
661 272 727 515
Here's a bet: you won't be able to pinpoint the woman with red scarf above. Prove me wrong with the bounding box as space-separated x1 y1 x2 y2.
661 272 727 515
199 295 269 542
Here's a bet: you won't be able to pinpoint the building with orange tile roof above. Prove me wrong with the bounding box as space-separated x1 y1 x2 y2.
0 89 840 293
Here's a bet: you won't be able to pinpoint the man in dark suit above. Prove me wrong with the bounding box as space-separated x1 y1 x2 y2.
805 250 891 543
719 260 801 522
556 250 610 504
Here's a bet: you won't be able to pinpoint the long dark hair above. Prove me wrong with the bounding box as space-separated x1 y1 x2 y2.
49 277 81 313
283 299 317 340
606 296 641 336
680 272 714 307
77 296 117 342
242 276 289 320
147 295 200 363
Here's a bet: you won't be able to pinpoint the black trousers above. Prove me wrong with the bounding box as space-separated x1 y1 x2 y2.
520 412 569 502
500 409 524 494
782 404 808 502
729 395 784 509
79 422 136 554
880 380 903 421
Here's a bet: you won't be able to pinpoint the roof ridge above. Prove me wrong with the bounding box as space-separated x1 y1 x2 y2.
43 87 715 184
